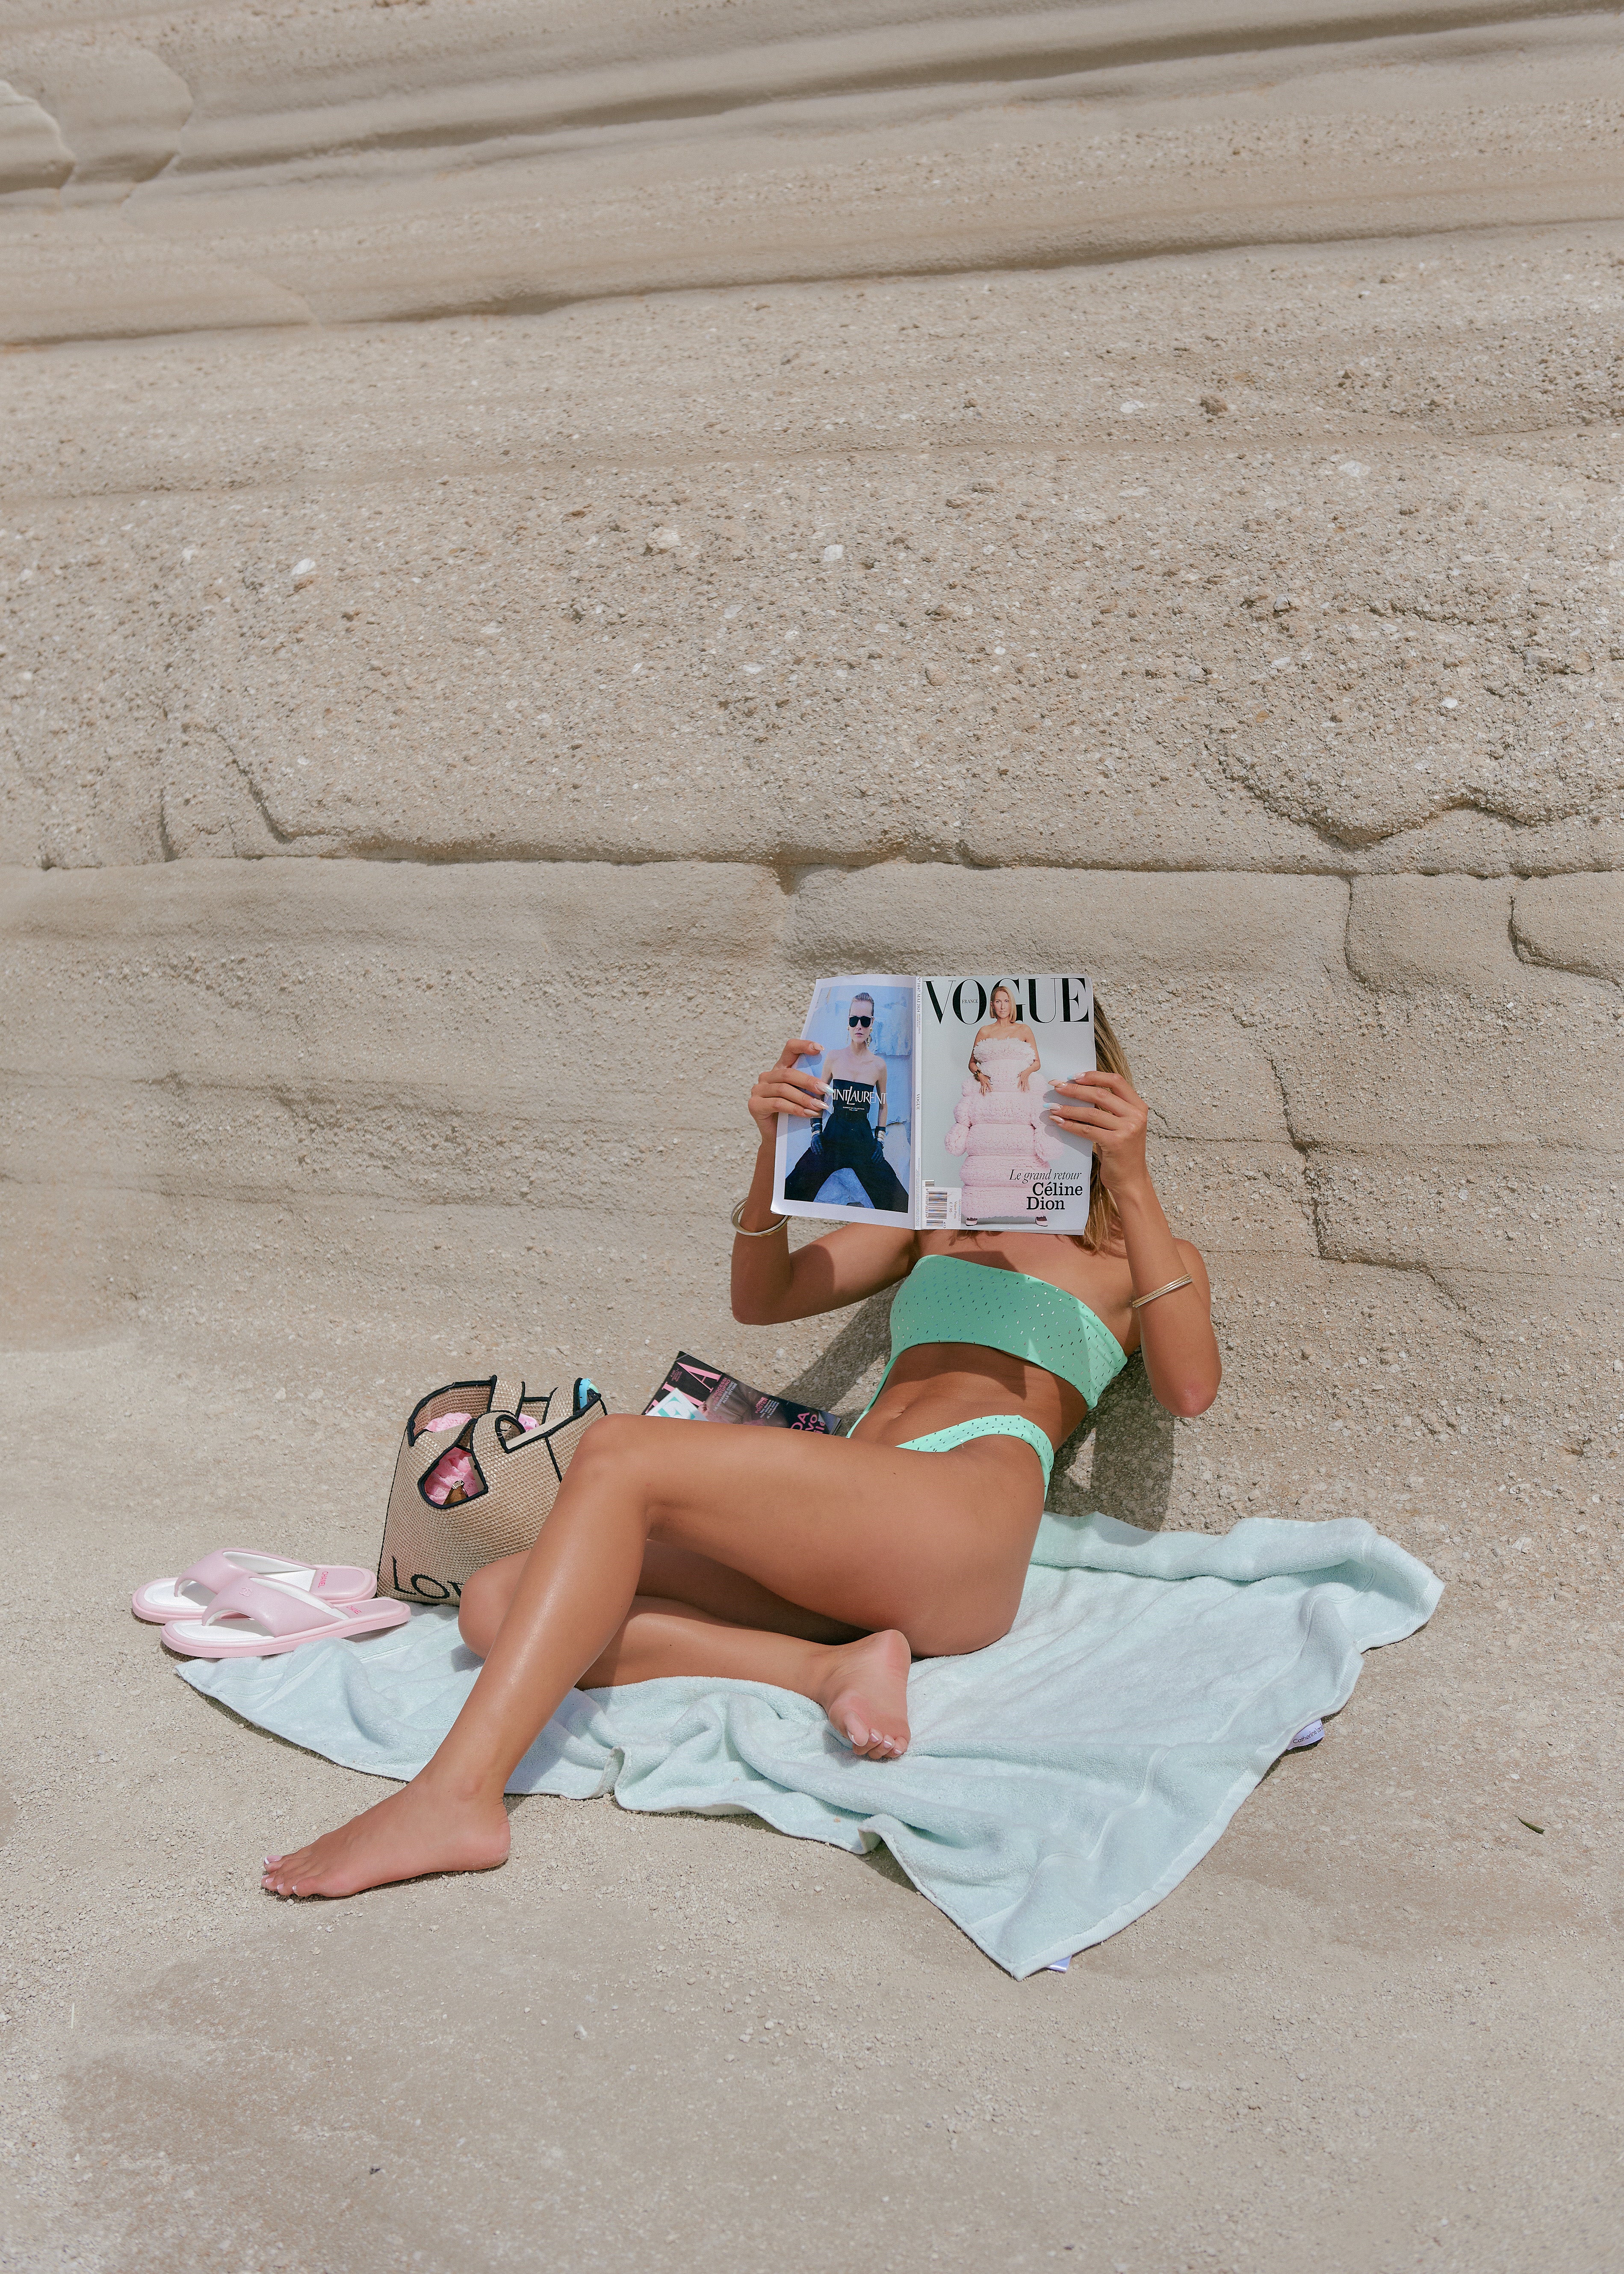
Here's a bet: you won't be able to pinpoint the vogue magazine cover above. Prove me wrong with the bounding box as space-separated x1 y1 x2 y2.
774 973 1095 1232
917 974 1096 1233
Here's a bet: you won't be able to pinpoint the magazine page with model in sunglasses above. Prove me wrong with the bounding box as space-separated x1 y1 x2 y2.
780 986 910 1217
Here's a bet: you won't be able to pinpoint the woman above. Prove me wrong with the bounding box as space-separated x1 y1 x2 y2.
968 982 1042 1094
947 982 1061 1226
263 1004 1219 1900
781 990 909 1215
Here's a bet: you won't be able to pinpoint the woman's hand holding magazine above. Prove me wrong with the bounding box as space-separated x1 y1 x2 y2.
748 1040 827 1143
1048 1068 1150 1201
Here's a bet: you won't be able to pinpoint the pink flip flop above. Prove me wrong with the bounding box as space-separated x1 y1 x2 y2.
133 1550 376 1625
160 1573 410 1659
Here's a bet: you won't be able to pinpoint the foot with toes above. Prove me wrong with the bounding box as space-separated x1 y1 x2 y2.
817 1628 912 1759
263 1777 511 1899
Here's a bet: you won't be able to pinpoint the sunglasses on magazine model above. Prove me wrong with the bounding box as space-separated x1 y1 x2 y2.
848 1014 872 1028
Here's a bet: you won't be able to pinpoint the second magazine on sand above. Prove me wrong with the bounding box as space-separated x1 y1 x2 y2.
774 975 1097 1233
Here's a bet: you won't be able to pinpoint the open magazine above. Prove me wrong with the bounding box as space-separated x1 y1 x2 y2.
644 1352 839 1435
773 974 1096 1233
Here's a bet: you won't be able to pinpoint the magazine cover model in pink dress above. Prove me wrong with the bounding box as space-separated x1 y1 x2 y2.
944 987 1063 1225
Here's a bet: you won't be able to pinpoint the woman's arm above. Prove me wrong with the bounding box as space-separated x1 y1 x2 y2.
1013 1021 1043 1091
874 1059 888 1132
1048 1069 1221 1417
970 1026 991 1092
732 1040 916 1326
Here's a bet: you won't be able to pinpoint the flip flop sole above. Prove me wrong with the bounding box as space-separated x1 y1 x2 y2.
160 1605 408 1658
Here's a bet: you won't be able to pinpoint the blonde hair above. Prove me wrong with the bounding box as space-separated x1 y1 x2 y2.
1072 997 1131 1254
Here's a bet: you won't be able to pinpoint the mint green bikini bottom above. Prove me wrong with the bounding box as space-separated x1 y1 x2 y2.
893 1414 1055 1490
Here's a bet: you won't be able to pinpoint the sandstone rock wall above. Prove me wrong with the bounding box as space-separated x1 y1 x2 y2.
3 2 1623 338
1 0 1620 1547
6 243 1624 876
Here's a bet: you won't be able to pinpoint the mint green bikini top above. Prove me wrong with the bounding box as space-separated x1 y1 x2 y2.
887 1254 1128 1411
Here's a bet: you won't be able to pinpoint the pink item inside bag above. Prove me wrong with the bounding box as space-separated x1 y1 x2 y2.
419 1409 541 1506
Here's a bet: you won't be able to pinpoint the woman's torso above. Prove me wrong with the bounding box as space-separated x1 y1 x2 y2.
826 1077 876 1123
847 1233 1138 1458
969 1036 1039 1100
974 1022 1036 1059
824 1047 880 1120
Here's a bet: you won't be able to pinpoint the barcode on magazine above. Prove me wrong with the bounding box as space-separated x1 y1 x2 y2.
921 1183 962 1230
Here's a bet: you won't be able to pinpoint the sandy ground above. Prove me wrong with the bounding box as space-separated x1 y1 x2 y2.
2 1335 1619 2274
2 4 1622 2269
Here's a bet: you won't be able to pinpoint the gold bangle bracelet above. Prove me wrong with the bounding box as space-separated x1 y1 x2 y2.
731 1198 788 1237
1130 1273 1193 1310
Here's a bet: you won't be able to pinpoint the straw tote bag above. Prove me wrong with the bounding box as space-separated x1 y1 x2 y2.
378 1370 608 1605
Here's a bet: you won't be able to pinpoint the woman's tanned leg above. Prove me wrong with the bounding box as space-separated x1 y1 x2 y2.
458 1539 862 1659
263 1416 1041 1900
578 1594 912 1759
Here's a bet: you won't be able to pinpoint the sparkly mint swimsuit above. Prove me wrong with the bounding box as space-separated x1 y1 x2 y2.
850 1254 1129 1490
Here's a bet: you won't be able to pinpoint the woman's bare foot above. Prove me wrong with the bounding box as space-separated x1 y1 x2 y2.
816 1629 912 1760
261 1777 511 1899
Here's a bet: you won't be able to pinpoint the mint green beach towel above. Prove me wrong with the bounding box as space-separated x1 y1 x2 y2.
180 1511 1440 1978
